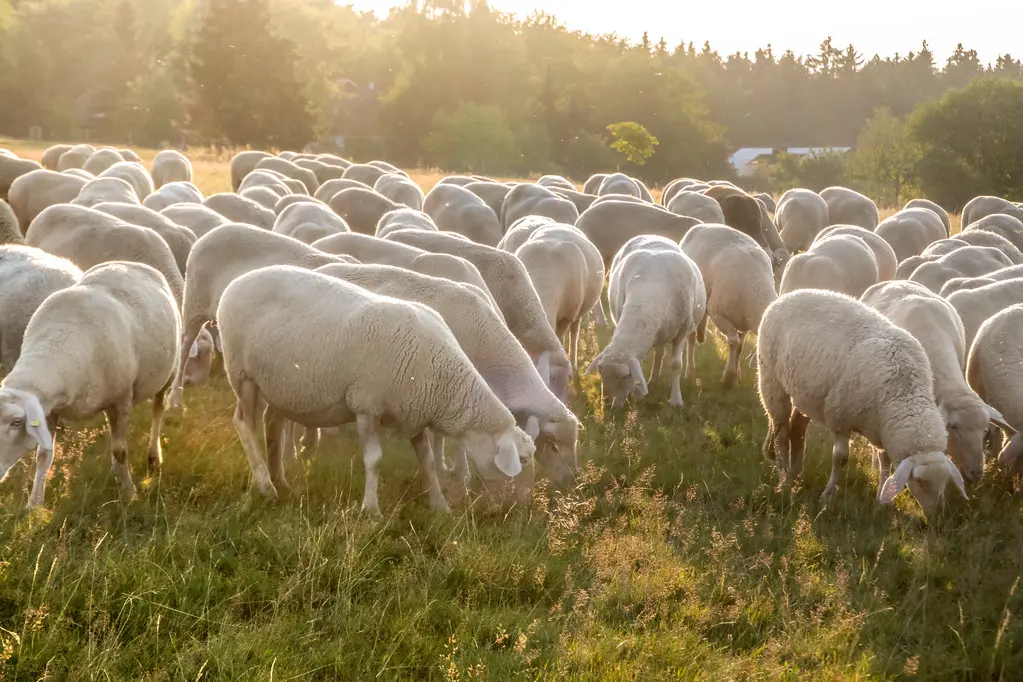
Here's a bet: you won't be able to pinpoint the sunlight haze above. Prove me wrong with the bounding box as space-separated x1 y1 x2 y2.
343 0 1017 63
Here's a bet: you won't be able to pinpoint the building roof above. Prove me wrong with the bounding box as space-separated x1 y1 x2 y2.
729 146 852 176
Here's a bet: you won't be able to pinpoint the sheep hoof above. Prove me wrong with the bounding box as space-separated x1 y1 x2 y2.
256 480 279 500
361 504 383 519
669 397 684 408
819 488 836 507
120 483 138 502
169 388 184 409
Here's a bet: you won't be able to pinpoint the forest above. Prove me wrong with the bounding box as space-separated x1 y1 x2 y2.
1 0 1022 207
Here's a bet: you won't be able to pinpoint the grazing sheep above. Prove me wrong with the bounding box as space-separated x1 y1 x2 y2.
550 187 598 214
922 238 971 258
273 194 322 215
40 144 72 171
435 176 477 187
160 204 228 238
0 154 42 200
118 149 142 164
498 216 557 253
537 175 575 191
939 263 1023 295
254 157 318 194
666 190 726 224
230 150 273 191
862 280 1006 483
962 196 1023 226
908 246 1012 294
0 200 19 245
294 158 346 185
151 150 193 188
963 213 1023 252
375 208 437 238
329 187 401 235
947 279 1023 348
313 177 370 203
143 181 205 212
203 193 276 230
217 265 535 510
775 188 829 252
582 174 607 195
464 181 513 217
342 163 389 187
955 226 1023 262
813 225 898 281
383 229 573 400
905 198 951 236
680 224 777 387
589 193 647 207
7 170 89 231
780 233 879 298
367 160 406 176
967 305 1023 472
500 183 579 232
0 245 82 372
875 208 946 261
757 289 964 515
702 185 790 265
82 148 125 175
374 173 425 210
597 173 643 198
819 186 879 229
72 176 140 208
238 170 291 197
0 261 180 507
423 184 503 246
661 178 704 206
587 235 706 407
239 186 282 210
576 200 700 268
57 144 95 171
755 193 777 214
315 154 352 170
273 201 349 244
99 161 154 200
91 202 197 276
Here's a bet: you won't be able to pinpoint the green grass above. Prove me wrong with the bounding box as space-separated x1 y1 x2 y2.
0 140 1016 679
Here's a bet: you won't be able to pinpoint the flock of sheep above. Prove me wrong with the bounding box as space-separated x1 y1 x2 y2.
1 142 1023 519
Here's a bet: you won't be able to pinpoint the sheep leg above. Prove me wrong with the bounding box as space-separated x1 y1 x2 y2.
876 450 892 497
668 336 686 407
300 426 320 461
263 407 291 493
651 346 665 384
734 334 746 383
684 333 698 381
452 444 470 483
820 433 851 505
232 379 277 499
279 420 297 462
716 319 742 388
356 414 384 516
105 402 138 501
569 318 582 371
590 299 608 327
170 317 208 409
412 432 449 512
788 410 810 481
147 388 167 472
27 441 56 509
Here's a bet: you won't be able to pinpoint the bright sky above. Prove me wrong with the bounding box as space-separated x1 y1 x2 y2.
342 0 1018 64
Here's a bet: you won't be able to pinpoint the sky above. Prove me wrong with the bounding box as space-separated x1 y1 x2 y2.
341 0 1018 65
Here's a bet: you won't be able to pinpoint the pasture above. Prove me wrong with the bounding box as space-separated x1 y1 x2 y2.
0 140 1019 681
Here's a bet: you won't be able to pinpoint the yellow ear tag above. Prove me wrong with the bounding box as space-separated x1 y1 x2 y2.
29 420 40 427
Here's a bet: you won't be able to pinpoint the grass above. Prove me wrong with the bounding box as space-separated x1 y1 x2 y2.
0 141 1017 680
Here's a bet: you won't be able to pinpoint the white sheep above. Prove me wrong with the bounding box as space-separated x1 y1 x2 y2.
230 151 273 191
72 176 140 208
861 280 1007 483
56 144 95 171
40 144 72 171
939 264 1023 297
254 157 318 194
967 305 1023 473
375 208 437 238
576 200 701 268
217 265 535 512
904 198 951 236
92 202 198 276
908 246 1012 294
775 188 829 252
313 178 369 203
779 233 879 298
952 229 1023 263
203 193 276 230
875 208 947 262
962 196 1023 227
329 187 402 235
666 190 726 225
238 170 292 198
497 216 556 253
151 150 193 188
0 199 19 245
273 201 349 244
586 235 706 408
0 261 180 507
160 204 228 238
947 279 1023 348
240 186 281 210
680 224 777 387
374 173 425 210
819 186 879 229
963 213 1023 252
423 184 503 246
143 181 205 212
813 225 898 281
82 148 125 175
99 161 154 200
500 183 579 232
7 169 88 230
757 289 965 515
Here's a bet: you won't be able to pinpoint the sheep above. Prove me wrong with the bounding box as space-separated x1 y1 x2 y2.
813 225 898 281
216 265 536 510
119 149 143 164
702 185 790 265
82 148 124 175
313 178 369 203
0 261 181 506
6 170 88 233
962 195 1023 226
775 188 829 252
861 280 1006 483
582 174 607 195
0 199 21 245
56 144 95 171
661 177 704 207
254 157 318 194
514 225 604 370
148 150 193 189
586 235 706 408
875 208 946 261
315 154 352 170
63 168 94 181
99 161 154 200
922 238 970 257
342 163 389 187
230 150 273 191
464 181 513 217
436 176 478 187
550 187 598 214
680 224 777 387
0 154 42 201
202 193 276 229
376 208 437 238
967 305 1023 473
91 203 197 276
295 158 345 185
240 186 282 210
963 213 1023 252
537 175 575 191
143 181 205 212
779 233 879 298
329 186 403 235
947 279 1023 348
422 184 503 246
170 223 356 407
819 186 879 229
759 290 965 515
374 173 425 210
40 144 72 171
575 200 701 268
367 160 406 176
596 173 642 198
908 246 1012 294
273 201 349 244
498 216 557 253
666 190 726 224
500 184 579 232
0 246 82 373
755 193 777 214
904 198 951 236
72 176 140 208
272 194 319 215
955 226 1023 263
238 170 291 198
939 264 1023 295
160 204 228 238
383 228 573 400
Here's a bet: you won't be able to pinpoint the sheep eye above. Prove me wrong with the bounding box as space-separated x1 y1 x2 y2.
10 418 24 429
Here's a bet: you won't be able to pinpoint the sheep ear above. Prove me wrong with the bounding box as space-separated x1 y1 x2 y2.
494 432 523 478
535 351 551 386
986 404 1014 432
22 394 53 452
584 353 603 376
879 458 914 504
213 332 223 354
188 340 200 359
629 357 649 396
945 459 969 500
524 415 540 439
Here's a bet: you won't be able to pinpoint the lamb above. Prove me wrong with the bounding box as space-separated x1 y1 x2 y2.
819 186 879 229
576 200 701 268
92 202 198 276
329 187 402 235
908 246 1013 294
143 181 205 212
273 201 349 244
962 196 1023 226
0 154 42 200
813 225 898 281
963 213 1023 252
383 228 573 400
82 148 124 175
947 279 1023 348
375 208 437 238
216 265 536 511
423 184 503 246
464 181 513 217
875 208 946 261
680 224 777 387
254 157 318 194
72 177 140 208
904 198 951 236
757 289 965 515
587 235 706 408
0 261 180 507
40 144 72 171
160 204 228 238
500 183 579 232
666 190 726 224
966 305 1023 473
0 246 82 372
775 188 829 252
861 280 1006 483
374 173 425 210
0 200 20 245
342 163 390 187
99 161 154 200
203 193 276 230
56 144 95 171
230 150 273 191
779 233 879 298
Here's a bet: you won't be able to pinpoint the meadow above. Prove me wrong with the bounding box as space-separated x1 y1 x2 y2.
0 140 1016 681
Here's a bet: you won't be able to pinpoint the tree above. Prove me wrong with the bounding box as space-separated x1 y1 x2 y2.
424 103 515 173
606 121 658 167
847 107 918 206
189 0 313 149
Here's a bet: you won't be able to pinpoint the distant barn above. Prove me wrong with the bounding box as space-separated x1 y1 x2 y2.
729 146 851 177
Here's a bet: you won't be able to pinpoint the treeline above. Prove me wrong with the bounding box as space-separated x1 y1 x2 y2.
1 0 1022 197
